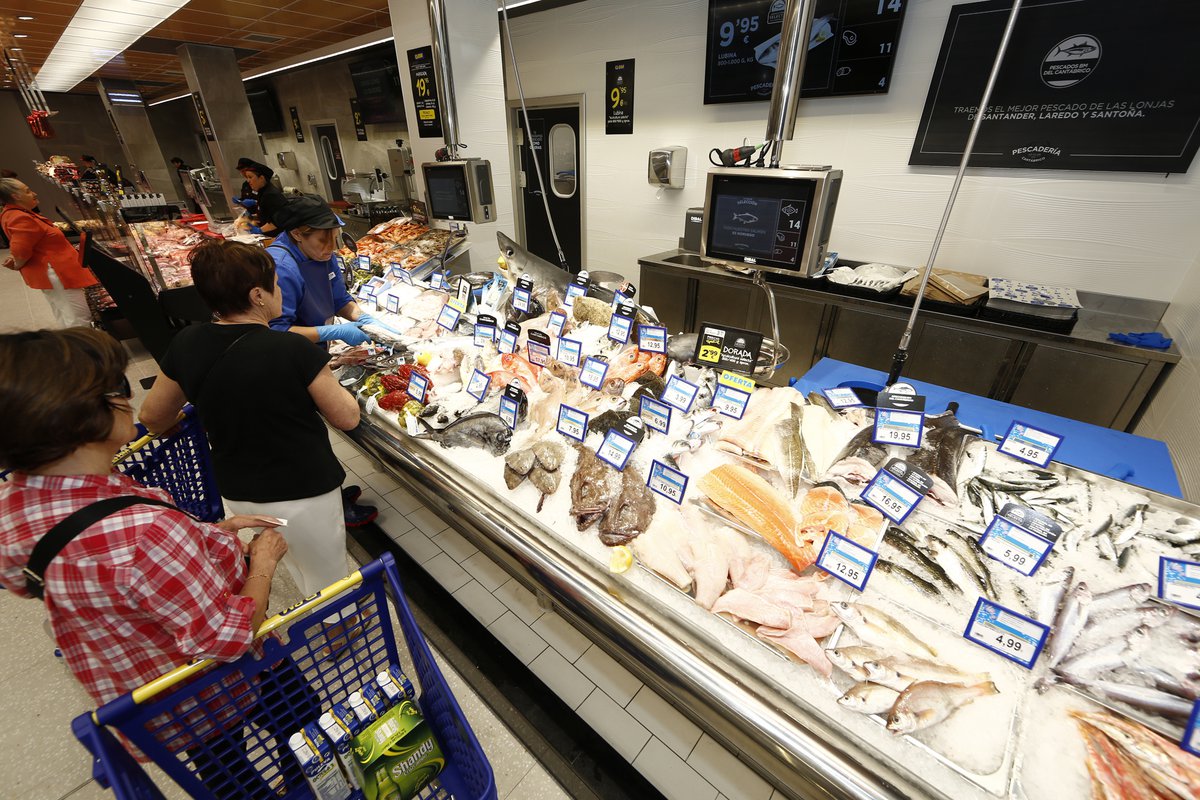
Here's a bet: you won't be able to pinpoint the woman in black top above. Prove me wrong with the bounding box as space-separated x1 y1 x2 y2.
241 163 286 234
140 240 360 596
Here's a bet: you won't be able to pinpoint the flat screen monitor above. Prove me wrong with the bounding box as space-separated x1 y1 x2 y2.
244 86 284 133
424 164 472 220
349 53 405 125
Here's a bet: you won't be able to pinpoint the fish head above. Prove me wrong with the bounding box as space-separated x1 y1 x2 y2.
885 709 918 734
487 427 513 455
829 601 856 623
496 232 568 291
836 692 864 711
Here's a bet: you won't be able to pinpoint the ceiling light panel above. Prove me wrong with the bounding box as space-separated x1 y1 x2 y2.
34 0 192 92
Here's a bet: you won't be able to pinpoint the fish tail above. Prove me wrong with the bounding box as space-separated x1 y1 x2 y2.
974 680 999 696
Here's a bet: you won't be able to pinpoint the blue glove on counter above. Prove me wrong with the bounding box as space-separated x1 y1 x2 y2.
1108 331 1173 349
318 322 371 345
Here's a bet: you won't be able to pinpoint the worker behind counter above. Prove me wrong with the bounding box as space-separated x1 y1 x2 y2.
266 194 377 348
238 163 285 235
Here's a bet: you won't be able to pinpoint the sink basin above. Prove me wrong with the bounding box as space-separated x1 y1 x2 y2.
661 252 710 268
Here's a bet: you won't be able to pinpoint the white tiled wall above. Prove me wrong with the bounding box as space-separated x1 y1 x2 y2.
334 431 782 800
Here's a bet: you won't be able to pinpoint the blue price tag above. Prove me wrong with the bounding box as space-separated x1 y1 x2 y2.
1158 556 1200 611
980 514 1054 577
436 303 462 332
596 429 637 471
712 385 751 419
638 325 667 353
556 404 588 442
816 531 878 591
580 357 609 390
498 329 519 355
646 460 688 504
661 375 700 414
638 396 672 435
565 282 587 307
548 310 567 339
999 421 1063 468
357 255 371 271
527 339 552 367
1183 701 1200 756
389 264 412 284
466 369 491 402
513 287 532 313
474 323 496 348
823 387 863 408
556 338 582 367
963 598 1049 669
431 271 449 291
407 372 429 404
499 395 519 430
385 295 400 314
862 468 923 524
873 408 924 448
608 314 633 344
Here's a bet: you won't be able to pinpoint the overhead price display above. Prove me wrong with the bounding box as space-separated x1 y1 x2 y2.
349 98 368 141
605 59 635 135
910 0 1200 173
407 45 444 139
703 0 909 105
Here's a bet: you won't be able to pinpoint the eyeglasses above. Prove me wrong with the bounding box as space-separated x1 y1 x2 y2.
102 375 132 400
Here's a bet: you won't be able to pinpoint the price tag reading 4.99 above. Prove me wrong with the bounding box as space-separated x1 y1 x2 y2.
1158 556 1200 611
963 598 1049 669
816 531 878 591
999 421 1063 468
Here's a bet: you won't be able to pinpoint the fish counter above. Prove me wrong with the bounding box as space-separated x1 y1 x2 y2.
335 234 1200 800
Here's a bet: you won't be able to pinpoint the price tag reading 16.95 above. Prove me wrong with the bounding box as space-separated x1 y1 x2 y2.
963 598 1049 669
816 531 878 591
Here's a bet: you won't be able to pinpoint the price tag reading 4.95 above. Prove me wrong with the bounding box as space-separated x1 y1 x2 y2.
556 404 588 443
963 598 1049 669
1158 556 1200 611
816 531 878 591
999 421 1063 468
647 460 688 505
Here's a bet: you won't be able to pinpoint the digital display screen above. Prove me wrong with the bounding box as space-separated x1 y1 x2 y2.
349 51 405 125
705 174 816 270
424 165 471 220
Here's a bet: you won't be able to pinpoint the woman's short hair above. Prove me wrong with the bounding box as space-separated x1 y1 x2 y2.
0 178 24 205
189 239 276 318
0 328 129 472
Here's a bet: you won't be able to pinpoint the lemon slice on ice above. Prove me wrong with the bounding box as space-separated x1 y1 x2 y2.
609 545 633 574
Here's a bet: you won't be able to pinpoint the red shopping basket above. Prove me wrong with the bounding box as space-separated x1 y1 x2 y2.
71 552 497 800
113 404 224 523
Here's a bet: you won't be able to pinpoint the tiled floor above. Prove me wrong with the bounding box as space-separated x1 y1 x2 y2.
0 257 569 800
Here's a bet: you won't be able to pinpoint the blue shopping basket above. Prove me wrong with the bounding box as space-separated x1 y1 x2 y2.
71 552 497 800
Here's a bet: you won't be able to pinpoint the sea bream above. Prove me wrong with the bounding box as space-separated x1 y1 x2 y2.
885 680 999 734
829 601 937 657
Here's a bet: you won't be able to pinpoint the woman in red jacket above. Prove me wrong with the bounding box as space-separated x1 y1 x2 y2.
0 177 98 328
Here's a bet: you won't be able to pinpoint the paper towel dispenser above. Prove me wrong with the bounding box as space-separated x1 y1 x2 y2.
276 151 298 170
648 146 687 189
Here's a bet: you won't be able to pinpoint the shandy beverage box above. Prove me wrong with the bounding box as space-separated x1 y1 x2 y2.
351 699 444 800
287 723 352 800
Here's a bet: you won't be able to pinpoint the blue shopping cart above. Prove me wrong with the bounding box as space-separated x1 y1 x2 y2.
71 552 497 800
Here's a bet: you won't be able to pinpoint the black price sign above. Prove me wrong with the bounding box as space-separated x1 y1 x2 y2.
289 106 304 143
605 59 635 135
349 98 368 141
910 0 1200 173
407 46 444 139
192 92 215 141
694 322 764 375
703 0 908 105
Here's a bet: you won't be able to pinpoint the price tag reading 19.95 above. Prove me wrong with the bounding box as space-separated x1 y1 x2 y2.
608 312 634 344
816 531 878 592
1158 556 1200 611
646 460 688 505
873 408 924 448
999 421 1063 468
862 469 923 524
963 598 1049 669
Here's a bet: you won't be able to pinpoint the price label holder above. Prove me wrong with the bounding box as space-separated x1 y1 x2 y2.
980 503 1063 577
556 337 582 367
385 295 401 314
499 321 521 355
356 255 372 272
407 372 429 404
357 276 386 302
548 310 567 339
597 429 637 471
823 386 864 408
389 264 413 284
647 460 688 505
873 389 925 448
661 374 700 413
430 271 449 291
713 371 754 419
436 297 466 332
639 396 672 435
580 357 609 391
963 597 1049 669
694 321 764 375
527 330 552 367
513 275 534 314
564 275 589 308
638 325 667 353
455 276 472 307
608 303 637 344
556 404 588 442
1158 556 1200 611
474 314 497 348
816 531 878 592
999 421 1063 468
499 382 527 430
862 458 932 525
1183 701 1200 757
466 369 491 402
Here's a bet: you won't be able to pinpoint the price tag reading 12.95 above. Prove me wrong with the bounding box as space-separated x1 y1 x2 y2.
1158 557 1200 611
638 325 667 353
862 459 931 525
647 460 688 504
661 375 700 413
998 421 1063 468
963 597 1049 669
816 531 878 592
556 404 588 443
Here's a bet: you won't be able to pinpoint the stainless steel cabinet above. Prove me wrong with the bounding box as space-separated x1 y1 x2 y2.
908 323 1017 397
755 287 826 384
1008 345 1147 428
694 277 756 333
638 268 689 334
825 307 908 373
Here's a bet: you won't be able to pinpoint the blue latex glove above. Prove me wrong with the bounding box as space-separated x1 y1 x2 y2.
1108 331 1173 349
241 197 257 209
317 322 371 345
230 196 245 207
247 224 263 234
357 313 379 327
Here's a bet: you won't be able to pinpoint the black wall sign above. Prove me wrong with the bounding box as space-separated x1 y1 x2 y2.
407 46 444 139
289 106 304 143
192 92 215 141
910 0 1200 173
605 59 635 135
704 0 908 104
349 98 368 141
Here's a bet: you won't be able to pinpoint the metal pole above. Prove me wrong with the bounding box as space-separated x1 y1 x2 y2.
887 0 1024 386
427 0 461 159
764 0 816 168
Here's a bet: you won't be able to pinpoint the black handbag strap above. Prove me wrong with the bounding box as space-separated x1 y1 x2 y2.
24 496 181 599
